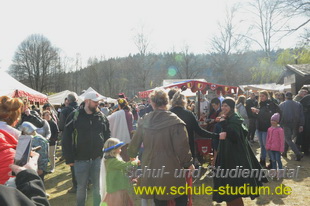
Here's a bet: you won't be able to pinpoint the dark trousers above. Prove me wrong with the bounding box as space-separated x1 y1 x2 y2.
71 166 77 189
247 118 256 141
154 195 188 206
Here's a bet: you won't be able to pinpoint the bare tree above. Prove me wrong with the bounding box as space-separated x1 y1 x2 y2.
103 58 116 97
131 25 156 90
247 0 288 58
282 0 310 32
9 34 59 92
133 25 151 56
174 45 203 79
209 5 251 85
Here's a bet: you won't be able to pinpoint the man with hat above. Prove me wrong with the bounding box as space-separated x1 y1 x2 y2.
279 92 304 160
63 91 110 206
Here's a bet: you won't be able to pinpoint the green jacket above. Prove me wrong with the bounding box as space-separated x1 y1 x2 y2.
105 157 135 193
213 113 268 203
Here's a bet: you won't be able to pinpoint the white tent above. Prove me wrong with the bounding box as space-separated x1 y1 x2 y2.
79 87 106 101
79 87 118 103
48 90 84 105
239 83 291 93
0 70 47 103
106 97 117 104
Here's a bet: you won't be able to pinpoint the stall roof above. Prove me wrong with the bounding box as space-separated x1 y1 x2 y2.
0 70 47 103
139 80 238 98
239 83 291 92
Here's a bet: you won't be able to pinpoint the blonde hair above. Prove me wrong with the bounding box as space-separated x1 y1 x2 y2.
103 138 122 158
171 91 187 108
0 96 24 126
236 95 246 105
149 89 168 109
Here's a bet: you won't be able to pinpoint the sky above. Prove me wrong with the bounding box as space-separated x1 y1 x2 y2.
0 0 305 70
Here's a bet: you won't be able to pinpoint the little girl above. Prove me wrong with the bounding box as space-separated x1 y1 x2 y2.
265 113 284 176
100 138 139 206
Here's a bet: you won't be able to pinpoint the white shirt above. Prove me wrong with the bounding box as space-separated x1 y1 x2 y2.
0 121 21 139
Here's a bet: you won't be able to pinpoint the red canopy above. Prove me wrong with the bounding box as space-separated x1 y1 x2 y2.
138 80 238 98
0 70 48 103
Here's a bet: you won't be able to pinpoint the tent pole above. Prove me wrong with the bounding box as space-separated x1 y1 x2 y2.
197 91 201 120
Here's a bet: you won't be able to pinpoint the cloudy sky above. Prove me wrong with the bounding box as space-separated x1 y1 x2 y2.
0 0 304 70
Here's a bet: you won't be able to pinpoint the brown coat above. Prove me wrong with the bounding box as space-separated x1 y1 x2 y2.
128 110 193 200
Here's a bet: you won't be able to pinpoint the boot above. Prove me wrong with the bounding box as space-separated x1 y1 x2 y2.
259 159 266 168
266 159 273 170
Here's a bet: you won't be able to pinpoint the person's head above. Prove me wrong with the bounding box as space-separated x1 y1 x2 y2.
221 97 235 117
43 103 51 111
268 91 275 99
42 110 52 121
210 98 221 111
67 92 78 104
298 88 308 97
237 95 246 105
168 88 178 100
18 121 37 135
277 92 285 101
84 91 102 113
250 92 256 100
259 90 269 103
99 102 105 108
171 91 187 108
118 93 125 99
270 113 280 126
285 92 293 100
103 138 125 158
64 98 69 106
301 87 309 93
117 98 130 110
0 96 24 126
149 89 169 110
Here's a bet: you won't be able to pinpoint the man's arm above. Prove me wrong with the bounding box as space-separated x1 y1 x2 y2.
102 115 111 142
15 169 50 206
0 153 50 206
191 112 219 139
128 124 143 158
62 112 75 164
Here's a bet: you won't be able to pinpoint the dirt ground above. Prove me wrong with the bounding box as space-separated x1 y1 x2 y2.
45 143 310 206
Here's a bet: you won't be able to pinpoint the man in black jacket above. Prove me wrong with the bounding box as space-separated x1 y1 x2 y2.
63 91 110 206
245 92 258 143
59 92 79 193
0 152 50 206
169 90 219 167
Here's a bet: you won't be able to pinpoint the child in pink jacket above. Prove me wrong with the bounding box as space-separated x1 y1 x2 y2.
266 113 284 170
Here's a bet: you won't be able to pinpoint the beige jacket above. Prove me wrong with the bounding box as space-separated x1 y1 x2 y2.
128 110 193 200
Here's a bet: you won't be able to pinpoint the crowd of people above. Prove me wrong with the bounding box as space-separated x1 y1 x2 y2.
0 86 309 206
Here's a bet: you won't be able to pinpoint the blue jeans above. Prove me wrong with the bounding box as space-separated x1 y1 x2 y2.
74 157 101 206
268 150 283 169
283 125 302 156
257 130 268 160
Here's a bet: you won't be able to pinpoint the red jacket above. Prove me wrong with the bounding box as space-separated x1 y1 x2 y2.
266 126 284 153
0 129 17 184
